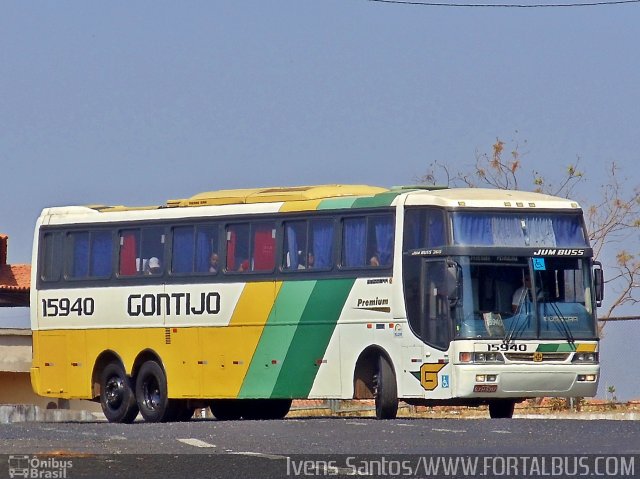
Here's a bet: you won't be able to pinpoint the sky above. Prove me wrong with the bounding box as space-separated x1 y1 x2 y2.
1 1 639 400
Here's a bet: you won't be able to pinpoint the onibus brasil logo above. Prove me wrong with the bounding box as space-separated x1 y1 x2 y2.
8 455 72 478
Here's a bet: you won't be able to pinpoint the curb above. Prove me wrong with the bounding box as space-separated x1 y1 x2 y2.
0 404 97 424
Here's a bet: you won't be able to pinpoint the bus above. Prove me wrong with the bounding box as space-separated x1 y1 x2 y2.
30 184 603 422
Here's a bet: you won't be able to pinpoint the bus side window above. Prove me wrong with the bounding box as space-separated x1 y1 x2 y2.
40 232 63 282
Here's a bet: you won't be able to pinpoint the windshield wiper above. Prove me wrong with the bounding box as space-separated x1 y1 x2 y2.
504 296 532 344
542 298 575 345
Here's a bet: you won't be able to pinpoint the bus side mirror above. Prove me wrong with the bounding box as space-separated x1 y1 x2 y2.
593 262 604 307
446 261 461 306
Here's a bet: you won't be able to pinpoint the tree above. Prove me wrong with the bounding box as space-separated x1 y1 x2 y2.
419 136 640 321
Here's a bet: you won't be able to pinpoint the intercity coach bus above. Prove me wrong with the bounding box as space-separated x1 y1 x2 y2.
30 185 603 422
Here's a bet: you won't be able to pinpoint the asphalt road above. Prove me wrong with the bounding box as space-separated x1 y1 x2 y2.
1 418 639 478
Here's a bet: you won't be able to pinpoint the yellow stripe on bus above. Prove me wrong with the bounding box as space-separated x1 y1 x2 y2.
198 281 282 397
278 199 323 213
575 343 597 352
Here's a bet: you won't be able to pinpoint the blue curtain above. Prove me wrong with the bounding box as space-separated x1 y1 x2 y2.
172 227 194 274
553 216 585 246
527 217 557 246
343 218 366 267
72 233 89 278
286 225 299 269
374 216 394 266
492 216 524 246
426 210 445 247
453 214 493 245
195 230 210 273
91 232 112 277
313 220 333 269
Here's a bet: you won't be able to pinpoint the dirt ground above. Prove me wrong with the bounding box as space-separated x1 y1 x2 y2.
288 398 640 419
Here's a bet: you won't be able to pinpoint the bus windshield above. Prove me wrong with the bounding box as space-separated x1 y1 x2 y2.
451 211 587 247
453 256 597 340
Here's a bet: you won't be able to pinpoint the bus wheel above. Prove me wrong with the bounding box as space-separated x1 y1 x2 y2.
489 400 515 419
100 362 139 423
209 399 243 420
135 360 174 422
374 355 398 420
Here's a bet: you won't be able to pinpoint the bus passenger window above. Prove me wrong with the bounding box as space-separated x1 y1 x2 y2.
119 227 165 276
343 215 393 269
40 232 63 282
70 231 111 279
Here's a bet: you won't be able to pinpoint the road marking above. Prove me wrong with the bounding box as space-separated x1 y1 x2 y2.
491 430 512 434
431 428 467 433
230 451 288 460
178 438 216 448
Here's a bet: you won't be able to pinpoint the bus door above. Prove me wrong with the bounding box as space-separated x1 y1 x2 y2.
416 258 454 399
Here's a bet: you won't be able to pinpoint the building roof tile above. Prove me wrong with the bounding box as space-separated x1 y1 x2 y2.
0 264 31 292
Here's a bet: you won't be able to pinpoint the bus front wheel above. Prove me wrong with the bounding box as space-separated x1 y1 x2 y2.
135 360 177 422
100 362 139 423
489 400 515 419
374 355 398 420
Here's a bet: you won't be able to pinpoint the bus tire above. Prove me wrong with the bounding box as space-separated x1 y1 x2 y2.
209 399 243 420
489 400 515 419
374 355 398 419
135 360 175 423
100 362 139 424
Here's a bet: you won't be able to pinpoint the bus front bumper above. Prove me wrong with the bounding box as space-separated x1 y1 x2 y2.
453 363 600 399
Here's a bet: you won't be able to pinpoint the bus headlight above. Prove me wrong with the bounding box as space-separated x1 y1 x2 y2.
459 352 504 363
572 352 598 364
577 374 597 382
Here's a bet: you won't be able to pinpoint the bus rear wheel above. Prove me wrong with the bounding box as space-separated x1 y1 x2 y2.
489 400 516 419
374 355 398 420
135 360 178 422
100 362 139 423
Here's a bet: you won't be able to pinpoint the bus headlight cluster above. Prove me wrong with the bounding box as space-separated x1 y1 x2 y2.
572 352 598 364
577 374 597 382
475 374 498 383
459 352 504 364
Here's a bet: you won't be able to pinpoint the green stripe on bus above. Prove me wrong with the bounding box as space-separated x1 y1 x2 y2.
536 344 559 352
350 191 403 208
317 197 358 210
536 343 578 352
270 278 355 398
238 281 316 398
